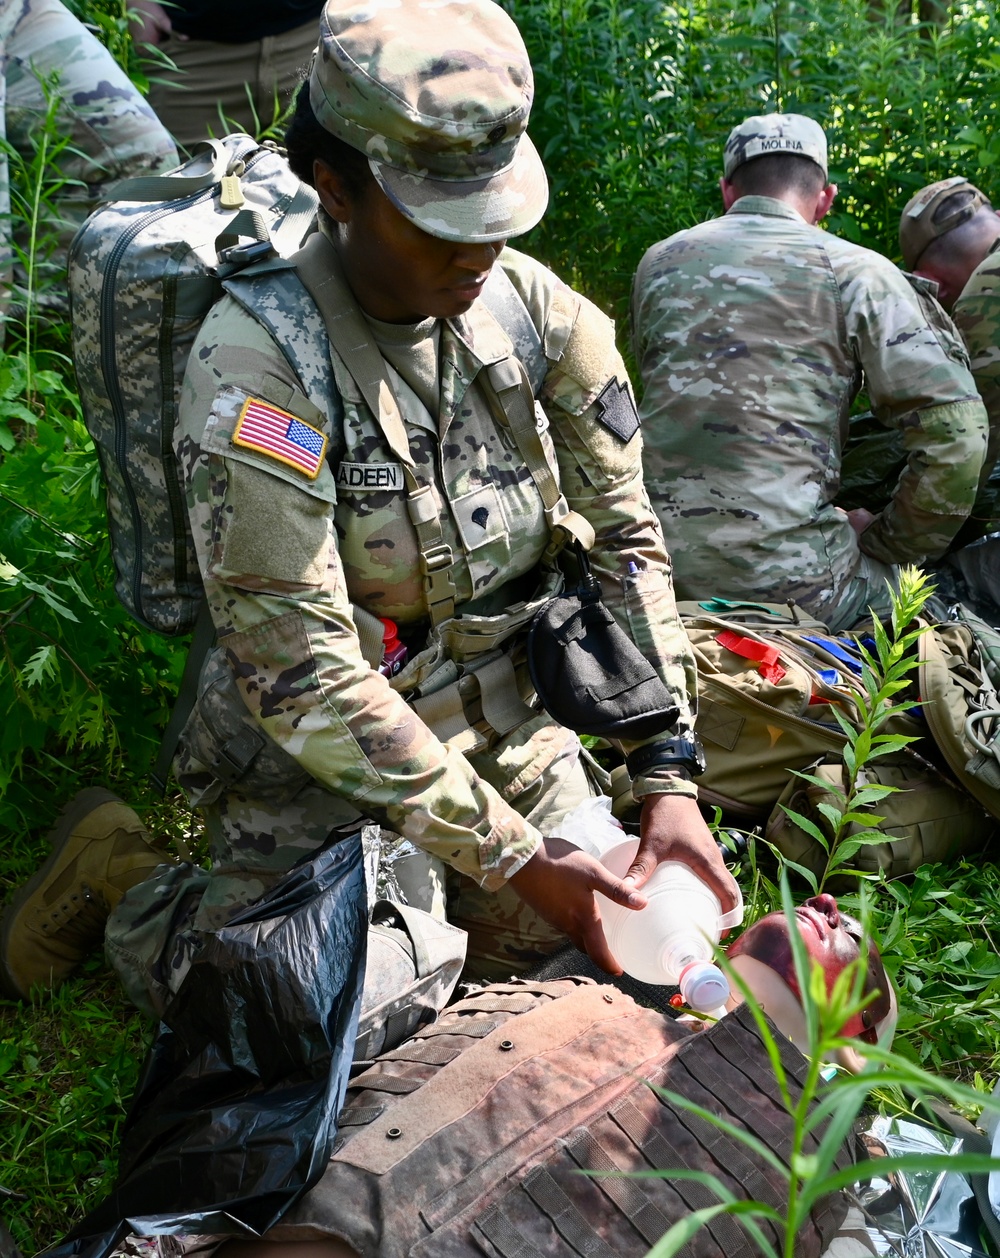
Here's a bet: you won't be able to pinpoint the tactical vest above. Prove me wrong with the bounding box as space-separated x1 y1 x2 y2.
273 979 851 1257
175 252 578 797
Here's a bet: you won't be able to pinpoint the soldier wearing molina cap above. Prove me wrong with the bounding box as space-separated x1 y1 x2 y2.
901 178 1000 542
0 0 738 1013
632 113 988 631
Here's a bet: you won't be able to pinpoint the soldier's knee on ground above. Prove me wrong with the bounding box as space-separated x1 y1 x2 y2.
354 901 466 1062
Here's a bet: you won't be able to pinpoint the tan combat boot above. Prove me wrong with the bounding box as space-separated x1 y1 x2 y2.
0 787 167 999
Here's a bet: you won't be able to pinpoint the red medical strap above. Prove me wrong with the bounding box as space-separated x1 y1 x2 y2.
715 630 787 684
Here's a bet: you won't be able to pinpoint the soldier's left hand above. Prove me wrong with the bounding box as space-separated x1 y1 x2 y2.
624 794 740 929
507 836 648 974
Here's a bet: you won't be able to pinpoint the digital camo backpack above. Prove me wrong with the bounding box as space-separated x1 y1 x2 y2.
272 978 853 1258
68 134 318 636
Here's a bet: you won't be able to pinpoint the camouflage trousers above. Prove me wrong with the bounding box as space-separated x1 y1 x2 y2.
145 17 319 152
0 0 177 326
811 551 898 632
106 720 599 1019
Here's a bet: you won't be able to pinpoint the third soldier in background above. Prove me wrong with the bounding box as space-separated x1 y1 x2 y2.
900 178 1000 558
631 113 987 630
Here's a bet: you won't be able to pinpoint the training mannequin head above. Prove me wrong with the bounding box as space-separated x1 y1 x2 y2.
725 893 896 1068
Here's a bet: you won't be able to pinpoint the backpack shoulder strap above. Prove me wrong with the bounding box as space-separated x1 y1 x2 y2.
223 260 344 440
476 265 594 554
480 263 547 398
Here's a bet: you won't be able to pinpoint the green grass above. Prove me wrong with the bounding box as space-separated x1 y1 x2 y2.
0 787 198 1255
0 968 149 1254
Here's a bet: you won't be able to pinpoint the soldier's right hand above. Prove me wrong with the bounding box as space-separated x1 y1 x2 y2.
507 836 648 974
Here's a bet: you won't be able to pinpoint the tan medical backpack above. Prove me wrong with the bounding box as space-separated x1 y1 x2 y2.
678 603 996 875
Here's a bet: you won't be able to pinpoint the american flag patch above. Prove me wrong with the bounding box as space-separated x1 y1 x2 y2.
232 396 328 479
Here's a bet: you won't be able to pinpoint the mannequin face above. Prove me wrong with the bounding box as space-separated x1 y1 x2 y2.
726 893 892 1043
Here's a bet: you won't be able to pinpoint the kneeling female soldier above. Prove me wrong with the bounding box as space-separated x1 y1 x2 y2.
106 0 738 1009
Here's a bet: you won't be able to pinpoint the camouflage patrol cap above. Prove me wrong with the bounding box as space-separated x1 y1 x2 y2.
723 113 828 180
899 177 992 269
309 0 548 243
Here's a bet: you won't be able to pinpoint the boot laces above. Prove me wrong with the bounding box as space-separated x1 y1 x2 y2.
39 883 108 949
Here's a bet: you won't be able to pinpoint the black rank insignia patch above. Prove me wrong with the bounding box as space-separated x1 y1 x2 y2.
594 378 640 443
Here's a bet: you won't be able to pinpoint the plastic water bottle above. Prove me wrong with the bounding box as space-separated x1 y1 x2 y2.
558 797 743 1013
598 842 741 1012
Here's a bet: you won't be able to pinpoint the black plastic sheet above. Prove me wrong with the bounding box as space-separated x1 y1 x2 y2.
46 835 367 1258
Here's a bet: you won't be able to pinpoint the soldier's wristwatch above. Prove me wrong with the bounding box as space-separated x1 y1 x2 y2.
625 732 707 779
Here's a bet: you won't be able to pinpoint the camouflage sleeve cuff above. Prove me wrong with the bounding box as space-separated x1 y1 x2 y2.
630 769 699 802
863 398 988 562
475 814 544 893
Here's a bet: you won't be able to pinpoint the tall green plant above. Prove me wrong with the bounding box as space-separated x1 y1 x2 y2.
2 74 78 397
643 873 1000 1258
775 566 933 894
0 40 184 840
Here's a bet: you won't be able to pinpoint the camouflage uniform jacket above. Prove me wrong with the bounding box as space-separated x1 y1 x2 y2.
953 237 1000 529
631 195 987 618
175 246 698 893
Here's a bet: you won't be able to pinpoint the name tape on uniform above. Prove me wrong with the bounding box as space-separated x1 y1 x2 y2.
232 397 328 479
336 462 404 492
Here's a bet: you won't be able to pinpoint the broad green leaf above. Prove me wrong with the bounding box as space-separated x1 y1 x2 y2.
778 805 829 848
21 645 57 688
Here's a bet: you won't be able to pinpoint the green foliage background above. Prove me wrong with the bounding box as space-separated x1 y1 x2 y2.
3 0 1000 1252
510 0 1000 320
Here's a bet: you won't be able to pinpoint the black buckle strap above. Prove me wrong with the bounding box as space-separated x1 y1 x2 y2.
209 725 267 784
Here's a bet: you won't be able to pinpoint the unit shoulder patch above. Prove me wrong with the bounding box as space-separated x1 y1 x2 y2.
232 396 328 480
593 378 640 443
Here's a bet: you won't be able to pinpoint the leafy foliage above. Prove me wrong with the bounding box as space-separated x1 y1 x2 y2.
0 972 150 1255
776 566 934 892
509 0 1000 328
0 51 185 847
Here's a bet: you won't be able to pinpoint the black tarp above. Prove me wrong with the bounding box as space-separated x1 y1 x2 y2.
46 835 367 1258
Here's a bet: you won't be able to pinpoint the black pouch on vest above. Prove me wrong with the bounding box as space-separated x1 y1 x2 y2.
526 544 680 741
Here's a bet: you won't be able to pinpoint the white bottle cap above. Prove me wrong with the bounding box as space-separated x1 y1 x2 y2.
679 961 731 1013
